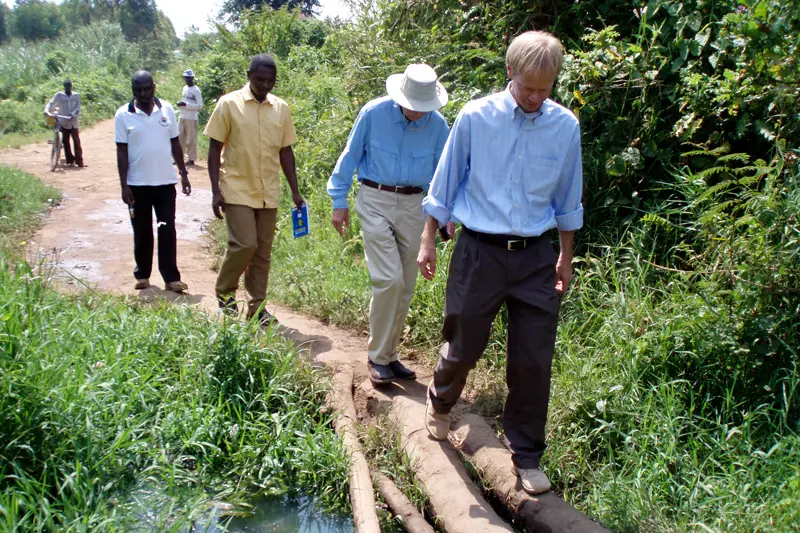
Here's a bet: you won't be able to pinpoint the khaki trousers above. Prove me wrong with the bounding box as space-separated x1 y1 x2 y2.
215 204 277 316
178 118 198 161
355 185 426 365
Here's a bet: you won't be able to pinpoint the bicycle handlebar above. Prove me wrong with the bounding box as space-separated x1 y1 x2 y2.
46 113 73 120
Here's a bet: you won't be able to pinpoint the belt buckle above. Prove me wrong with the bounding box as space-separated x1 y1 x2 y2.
507 239 525 251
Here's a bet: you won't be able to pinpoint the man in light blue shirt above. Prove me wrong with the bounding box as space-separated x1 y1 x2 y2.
417 31 583 495
328 64 450 386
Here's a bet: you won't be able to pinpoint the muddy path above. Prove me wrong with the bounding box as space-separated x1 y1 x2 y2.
1 120 605 533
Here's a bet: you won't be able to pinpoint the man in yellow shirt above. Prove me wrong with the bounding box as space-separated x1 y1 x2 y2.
204 54 305 325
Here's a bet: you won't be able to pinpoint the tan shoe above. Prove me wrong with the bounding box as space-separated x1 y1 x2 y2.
165 280 188 293
514 466 551 495
425 398 450 441
134 278 150 290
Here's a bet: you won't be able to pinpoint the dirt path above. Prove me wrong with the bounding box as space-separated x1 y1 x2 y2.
1 120 366 367
2 120 605 533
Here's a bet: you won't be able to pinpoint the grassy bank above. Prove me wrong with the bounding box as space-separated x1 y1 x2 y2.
0 166 349 531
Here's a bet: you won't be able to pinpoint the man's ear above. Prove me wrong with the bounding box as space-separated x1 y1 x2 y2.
506 64 513 79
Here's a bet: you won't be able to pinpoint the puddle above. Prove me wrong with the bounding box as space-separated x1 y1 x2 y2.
198 493 354 533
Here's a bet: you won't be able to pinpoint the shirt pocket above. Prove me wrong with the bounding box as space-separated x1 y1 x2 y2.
524 156 561 199
368 140 398 180
262 117 284 148
411 148 435 182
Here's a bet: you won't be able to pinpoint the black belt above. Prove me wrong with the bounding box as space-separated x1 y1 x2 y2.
361 179 423 195
463 227 543 251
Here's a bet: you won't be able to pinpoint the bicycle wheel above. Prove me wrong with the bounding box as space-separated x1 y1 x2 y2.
50 130 61 172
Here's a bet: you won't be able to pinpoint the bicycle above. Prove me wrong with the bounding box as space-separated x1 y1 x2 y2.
45 113 73 172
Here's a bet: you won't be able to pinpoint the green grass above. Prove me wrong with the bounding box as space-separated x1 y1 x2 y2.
0 165 60 252
0 168 350 531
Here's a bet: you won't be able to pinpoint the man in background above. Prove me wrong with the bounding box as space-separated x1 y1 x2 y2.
177 68 202 166
45 79 83 167
115 70 192 293
204 54 305 326
327 64 450 386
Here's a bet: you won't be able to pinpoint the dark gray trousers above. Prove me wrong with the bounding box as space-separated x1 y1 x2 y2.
428 230 560 469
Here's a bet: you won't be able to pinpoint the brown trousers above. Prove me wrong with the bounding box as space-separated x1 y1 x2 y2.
215 204 277 316
428 229 560 469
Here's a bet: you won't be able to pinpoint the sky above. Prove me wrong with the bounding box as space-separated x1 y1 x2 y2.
1 0 353 37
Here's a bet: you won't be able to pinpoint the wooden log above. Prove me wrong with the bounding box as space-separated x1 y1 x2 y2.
373 471 435 533
451 414 610 533
330 367 381 533
390 395 514 533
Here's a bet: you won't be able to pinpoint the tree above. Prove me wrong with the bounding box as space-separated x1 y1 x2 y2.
10 0 65 41
0 4 8 44
118 0 158 40
62 0 93 26
220 0 321 21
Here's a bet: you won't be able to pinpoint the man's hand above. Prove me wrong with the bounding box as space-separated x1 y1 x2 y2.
417 241 437 280
121 185 135 206
212 190 226 219
177 102 187 107
332 208 349 236
446 221 456 238
555 254 573 295
181 175 191 196
292 191 305 210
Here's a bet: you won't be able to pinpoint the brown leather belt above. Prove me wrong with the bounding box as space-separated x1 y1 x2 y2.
463 226 544 251
361 179 424 195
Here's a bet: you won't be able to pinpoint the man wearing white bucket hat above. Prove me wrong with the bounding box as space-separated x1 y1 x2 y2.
328 64 451 386
177 68 203 166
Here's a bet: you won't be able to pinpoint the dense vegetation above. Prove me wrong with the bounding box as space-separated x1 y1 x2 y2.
1 0 798 530
192 4 798 530
0 167 349 529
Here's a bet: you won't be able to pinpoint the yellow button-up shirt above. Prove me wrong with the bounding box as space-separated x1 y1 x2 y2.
204 85 298 209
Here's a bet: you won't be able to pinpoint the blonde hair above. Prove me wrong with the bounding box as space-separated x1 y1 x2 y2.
506 31 564 78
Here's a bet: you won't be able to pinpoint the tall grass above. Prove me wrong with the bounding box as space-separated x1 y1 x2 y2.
0 168 349 531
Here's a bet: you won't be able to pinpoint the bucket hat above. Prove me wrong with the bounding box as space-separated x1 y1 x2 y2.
182 69 195 78
386 64 448 112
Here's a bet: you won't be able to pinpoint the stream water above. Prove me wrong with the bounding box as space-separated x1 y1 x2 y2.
196 494 354 533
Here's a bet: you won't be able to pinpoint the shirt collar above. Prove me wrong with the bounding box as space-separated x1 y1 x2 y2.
501 83 549 121
128 97 163 114
391 99 428 126
242 84 275 106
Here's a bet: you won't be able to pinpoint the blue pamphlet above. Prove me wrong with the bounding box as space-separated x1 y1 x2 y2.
292 203 309 238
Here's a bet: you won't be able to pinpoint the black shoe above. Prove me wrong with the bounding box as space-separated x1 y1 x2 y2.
251 309 279 328
368 361 395 385
186 160 195 166
217 296 237 317
388 360 416 380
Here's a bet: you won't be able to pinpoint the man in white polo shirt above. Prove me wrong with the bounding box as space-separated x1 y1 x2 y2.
115 70 192 292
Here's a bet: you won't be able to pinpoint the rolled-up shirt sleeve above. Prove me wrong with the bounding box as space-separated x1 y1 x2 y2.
423 110 470 226
552 126 584 231
327 107 369 209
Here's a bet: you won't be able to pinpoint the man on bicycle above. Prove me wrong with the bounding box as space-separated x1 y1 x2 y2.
44 79 84 167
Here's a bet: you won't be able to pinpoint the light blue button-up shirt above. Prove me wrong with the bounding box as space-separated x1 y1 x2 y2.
423 87 583 236
327 96 450 209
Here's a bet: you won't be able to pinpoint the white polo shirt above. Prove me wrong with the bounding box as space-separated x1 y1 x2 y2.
114 98 179 186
